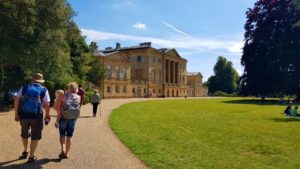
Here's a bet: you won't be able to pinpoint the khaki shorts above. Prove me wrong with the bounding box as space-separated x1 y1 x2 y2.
20 119 43 140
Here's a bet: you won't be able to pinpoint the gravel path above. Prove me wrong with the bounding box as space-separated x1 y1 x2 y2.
0 98 151 169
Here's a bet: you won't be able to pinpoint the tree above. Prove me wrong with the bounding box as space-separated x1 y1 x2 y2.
207 56 239 94
87 42 105 87
240 0 300 96
0 0 76 92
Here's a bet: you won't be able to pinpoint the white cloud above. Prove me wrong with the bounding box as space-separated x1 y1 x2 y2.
81 28 243 56
228 42 243 53
162 22 190 38
112 0 136 10
133 23 146 30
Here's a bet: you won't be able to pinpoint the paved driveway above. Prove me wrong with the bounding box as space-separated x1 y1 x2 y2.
0 98 151 169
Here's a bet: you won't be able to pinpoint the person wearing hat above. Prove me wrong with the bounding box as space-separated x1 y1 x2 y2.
91 89 101 117
14 73 51 163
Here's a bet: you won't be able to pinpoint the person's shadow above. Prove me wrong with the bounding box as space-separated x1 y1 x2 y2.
0 158 61 169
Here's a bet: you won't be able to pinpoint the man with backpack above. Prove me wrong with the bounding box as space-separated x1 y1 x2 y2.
14 73 51 163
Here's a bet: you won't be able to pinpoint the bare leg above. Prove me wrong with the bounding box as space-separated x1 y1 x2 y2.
65 137 72 157
22 138 29 152
29 140 38 157
60 135 66 154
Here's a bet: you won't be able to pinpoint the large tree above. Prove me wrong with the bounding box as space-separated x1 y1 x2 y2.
0 0 98 94
0 0 74 91
207 56 239 94
240 0 300 96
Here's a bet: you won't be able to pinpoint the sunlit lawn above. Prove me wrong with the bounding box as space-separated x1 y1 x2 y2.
109 98 300 169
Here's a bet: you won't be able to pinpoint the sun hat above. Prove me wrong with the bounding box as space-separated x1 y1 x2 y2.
32 73 45 83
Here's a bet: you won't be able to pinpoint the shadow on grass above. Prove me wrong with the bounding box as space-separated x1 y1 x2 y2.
222 99 285 106
0 158 61 169
271 117 300 122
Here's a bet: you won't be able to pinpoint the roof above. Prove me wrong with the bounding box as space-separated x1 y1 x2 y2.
98 42 152 54
187 72 203 77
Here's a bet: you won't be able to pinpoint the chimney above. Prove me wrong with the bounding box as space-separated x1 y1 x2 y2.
115 42 121 49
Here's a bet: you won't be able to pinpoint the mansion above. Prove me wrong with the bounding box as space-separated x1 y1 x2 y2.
94 42 208 98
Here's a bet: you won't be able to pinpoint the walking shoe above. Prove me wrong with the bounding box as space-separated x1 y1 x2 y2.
59 152 68 159
27 156 37 163
19 151 28 159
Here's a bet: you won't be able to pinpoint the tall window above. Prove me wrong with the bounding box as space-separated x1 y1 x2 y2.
116 85 119 93
107 65 112 79
137 56 142 62
132 88 135 93
116 65 119 80
107 86 111 93
123 67 127 80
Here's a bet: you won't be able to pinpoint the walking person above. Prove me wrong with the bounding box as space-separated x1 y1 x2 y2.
56 82 81 159
91 90 101 117
14 73 51 163
77 84 85 106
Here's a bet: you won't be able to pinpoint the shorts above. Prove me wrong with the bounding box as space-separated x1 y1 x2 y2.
59 118 77 137
20 119 43 140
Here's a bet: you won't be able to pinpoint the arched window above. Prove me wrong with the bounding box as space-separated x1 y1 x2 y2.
107 65 111 80
116 65 119 80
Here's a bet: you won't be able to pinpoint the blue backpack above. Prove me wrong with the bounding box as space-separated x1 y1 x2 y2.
20 84 46 115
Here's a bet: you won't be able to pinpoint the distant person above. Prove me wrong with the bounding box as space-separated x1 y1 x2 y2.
290 106 299 117
77 84 85 106
57 82 81 159
91 90 101 117
284 105 291 116
14 73 50 163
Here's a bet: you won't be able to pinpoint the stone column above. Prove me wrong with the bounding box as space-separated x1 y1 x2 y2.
168 60 171 84
165 60 168 83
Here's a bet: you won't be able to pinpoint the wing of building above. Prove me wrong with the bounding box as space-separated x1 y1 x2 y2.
94 42 208 98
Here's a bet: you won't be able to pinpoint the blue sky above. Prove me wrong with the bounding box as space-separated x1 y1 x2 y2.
68 0 257 81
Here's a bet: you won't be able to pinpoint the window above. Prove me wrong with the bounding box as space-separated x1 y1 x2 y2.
116 85 119 93
116 65 119 80
144 88 147 93
123 67 127 80
132 88 135 93
137 56 142 62
152 56 156 63
123 85 127 93
153 89 155 94
158 89 161 94
107 65 112 79
107 86 111 93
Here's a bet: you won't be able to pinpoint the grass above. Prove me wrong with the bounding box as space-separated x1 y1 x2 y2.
109 98 300 169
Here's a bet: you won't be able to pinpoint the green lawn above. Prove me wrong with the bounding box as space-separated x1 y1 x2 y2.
109 98 300 169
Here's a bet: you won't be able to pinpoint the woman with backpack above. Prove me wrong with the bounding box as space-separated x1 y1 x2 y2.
54 82 81 159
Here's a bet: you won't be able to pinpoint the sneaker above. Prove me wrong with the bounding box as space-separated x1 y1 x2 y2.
19 151 28 159
27 156 37 163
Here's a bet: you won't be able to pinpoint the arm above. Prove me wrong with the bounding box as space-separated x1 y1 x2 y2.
14 97 20 122
14 87 23 122
44 102 50 121
43 90 51 121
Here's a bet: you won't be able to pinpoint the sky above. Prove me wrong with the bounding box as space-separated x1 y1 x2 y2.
68 0 257 81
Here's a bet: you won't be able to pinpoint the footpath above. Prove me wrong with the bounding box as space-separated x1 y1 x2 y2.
0 98 151 169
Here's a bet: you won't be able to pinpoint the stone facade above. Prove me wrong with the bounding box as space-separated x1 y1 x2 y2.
94 42 208 98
